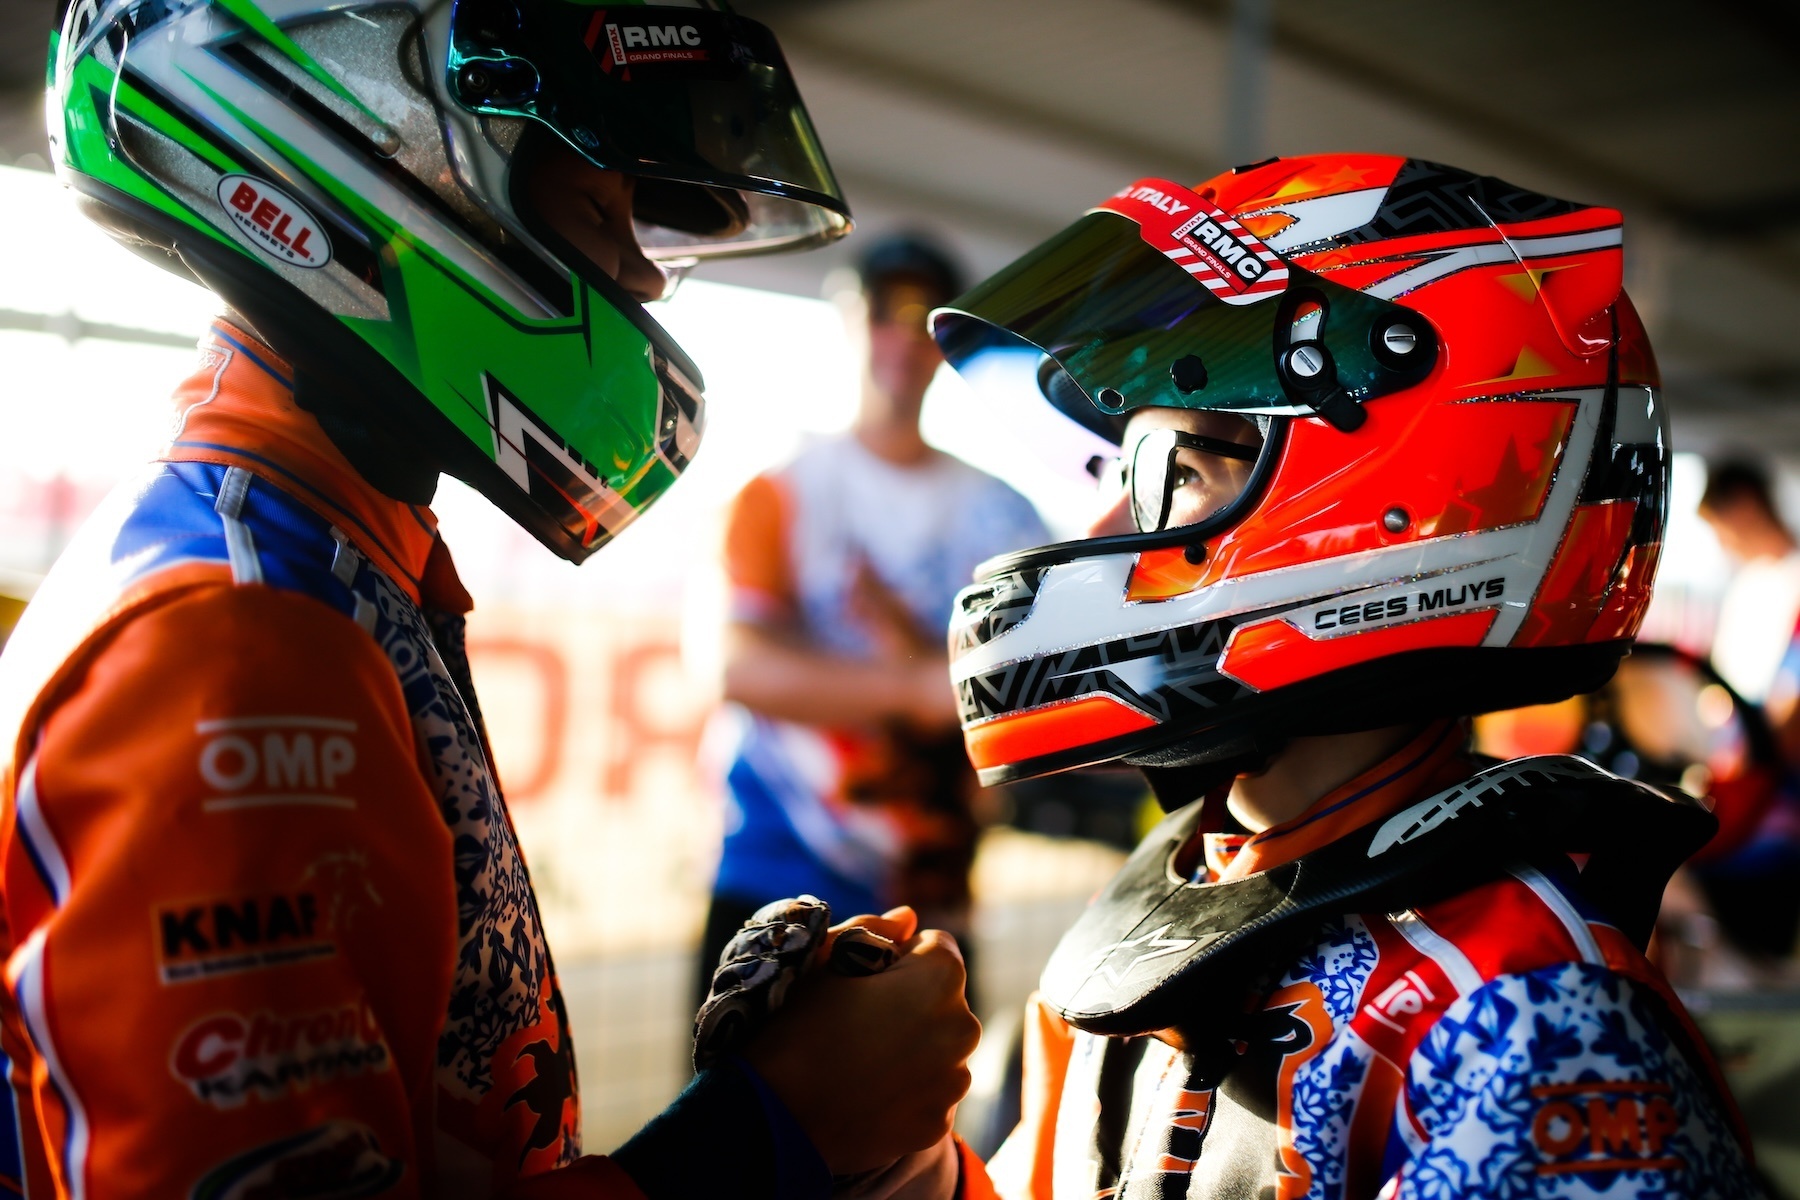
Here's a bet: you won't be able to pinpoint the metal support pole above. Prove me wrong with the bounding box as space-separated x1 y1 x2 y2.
1224 0 1272 168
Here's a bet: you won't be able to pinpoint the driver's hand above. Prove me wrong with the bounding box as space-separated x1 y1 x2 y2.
742 907 981 1176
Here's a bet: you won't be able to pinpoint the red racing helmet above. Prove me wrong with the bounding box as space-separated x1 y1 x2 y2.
933 155 1666 788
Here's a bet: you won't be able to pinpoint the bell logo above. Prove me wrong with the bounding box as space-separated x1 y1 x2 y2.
215 174 332 269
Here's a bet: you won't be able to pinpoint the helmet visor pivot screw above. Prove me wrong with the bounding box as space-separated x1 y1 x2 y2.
1287 344 1326 379
1170 355 1209 394
457 65 490 96
1098 386 1126 409
1382 506 1410 533
1382 324 1417 356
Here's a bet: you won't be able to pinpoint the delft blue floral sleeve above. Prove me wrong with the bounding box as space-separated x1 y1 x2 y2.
1395 962 1758 1199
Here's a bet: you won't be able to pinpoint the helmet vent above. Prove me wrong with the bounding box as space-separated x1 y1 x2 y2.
1290 300 1324 343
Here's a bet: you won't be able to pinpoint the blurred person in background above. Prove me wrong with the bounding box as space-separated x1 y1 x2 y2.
703 234 1049 1002
1700 457 1800 707
6 1 978 1196
1479 647 1800 983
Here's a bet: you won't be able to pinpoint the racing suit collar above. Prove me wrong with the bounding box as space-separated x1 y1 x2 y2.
1208 718 1474 882
162 321 452 606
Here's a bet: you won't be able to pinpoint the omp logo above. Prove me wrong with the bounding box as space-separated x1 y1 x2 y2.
171 1002 390 1108
195 716 358 813
1530 1081 1683 1177
216 175 331 269
156 891 333 984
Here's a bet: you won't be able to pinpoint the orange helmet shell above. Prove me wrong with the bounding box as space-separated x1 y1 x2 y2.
939 155 1665 786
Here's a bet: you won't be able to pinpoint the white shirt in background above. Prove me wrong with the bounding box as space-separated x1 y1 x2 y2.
1711 551 1800 703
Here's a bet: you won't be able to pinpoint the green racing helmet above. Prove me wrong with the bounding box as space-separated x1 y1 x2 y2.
48 0 851 561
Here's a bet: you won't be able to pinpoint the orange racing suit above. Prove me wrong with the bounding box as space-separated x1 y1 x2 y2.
0 325 832 1199
956 724 1757 1199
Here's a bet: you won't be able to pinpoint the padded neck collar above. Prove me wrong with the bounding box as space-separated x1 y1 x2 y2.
1041 755 1713 1039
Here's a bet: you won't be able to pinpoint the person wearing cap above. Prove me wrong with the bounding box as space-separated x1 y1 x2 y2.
702 234 1050 999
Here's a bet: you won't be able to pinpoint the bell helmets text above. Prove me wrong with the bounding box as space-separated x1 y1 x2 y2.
215 175 331 270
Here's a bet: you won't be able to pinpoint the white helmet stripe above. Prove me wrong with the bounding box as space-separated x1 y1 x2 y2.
1482 387 1604 646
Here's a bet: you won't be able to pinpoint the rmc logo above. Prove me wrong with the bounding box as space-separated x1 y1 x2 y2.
604 22 706 66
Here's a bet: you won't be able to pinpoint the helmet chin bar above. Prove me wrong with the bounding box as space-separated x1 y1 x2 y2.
968 641 1630 790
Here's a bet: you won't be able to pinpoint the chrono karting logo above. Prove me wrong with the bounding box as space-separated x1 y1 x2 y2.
215 174 332 270
170 1000 391 1108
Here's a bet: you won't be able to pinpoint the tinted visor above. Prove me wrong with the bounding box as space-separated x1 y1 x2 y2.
931 179 1437 440
450 1 850 256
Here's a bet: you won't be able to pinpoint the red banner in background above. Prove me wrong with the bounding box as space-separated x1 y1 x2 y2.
465 607 719 956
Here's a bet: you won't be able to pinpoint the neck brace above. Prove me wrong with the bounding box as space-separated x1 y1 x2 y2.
1041 755 1714 1040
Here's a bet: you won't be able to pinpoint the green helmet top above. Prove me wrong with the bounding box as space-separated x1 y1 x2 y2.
49 0 851 561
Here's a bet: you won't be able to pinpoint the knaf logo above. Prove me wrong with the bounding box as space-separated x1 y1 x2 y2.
215 175 331 269
156 891 334 984
171 1002 391 1108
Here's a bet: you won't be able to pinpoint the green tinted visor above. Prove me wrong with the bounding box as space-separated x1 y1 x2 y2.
932 192 1439 441
450 0 850 256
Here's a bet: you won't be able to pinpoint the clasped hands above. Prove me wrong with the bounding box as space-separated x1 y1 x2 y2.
736 905 981 1176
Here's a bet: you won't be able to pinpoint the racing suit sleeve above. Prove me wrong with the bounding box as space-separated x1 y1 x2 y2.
1389 962 1758 1197
0 581 835 1199
2 583 456 1196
